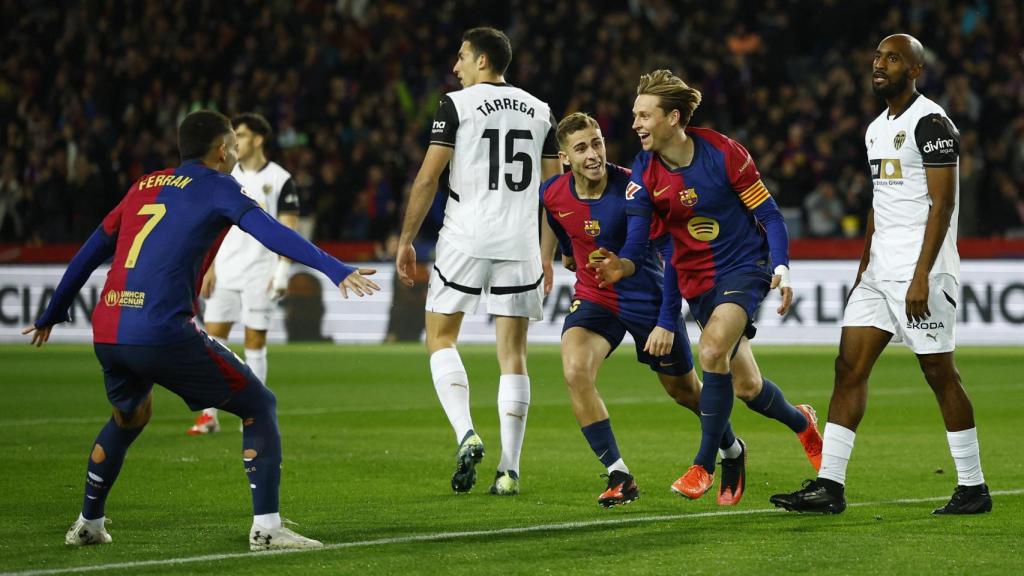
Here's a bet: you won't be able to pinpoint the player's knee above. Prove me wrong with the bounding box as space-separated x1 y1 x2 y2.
731 374 762 400
698 342 729 372
663 375 699 408
834 353 864 385
113 395 152 429
562 361 594 393
918 356 957 388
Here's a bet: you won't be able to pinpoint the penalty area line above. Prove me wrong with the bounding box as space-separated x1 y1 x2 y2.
6 488 1022 576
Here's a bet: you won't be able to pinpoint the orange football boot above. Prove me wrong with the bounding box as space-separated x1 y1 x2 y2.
671 465 714 500
795 404 822 471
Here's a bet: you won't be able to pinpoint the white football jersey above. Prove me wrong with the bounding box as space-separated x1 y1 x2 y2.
864 93 960 281
430 82 558 260
215 160 300 289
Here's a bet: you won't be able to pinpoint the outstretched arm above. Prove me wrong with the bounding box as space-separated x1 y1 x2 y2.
29 227 116 341
238 209 379 298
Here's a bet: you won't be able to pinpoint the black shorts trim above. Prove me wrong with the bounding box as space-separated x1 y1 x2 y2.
433 265 482 295
490 275 543 295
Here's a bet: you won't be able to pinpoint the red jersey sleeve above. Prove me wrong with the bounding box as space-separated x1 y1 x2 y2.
724 137 771 210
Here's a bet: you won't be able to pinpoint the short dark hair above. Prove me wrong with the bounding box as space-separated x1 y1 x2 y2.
232 112 272 140
463 27 512 75
178 110 232 161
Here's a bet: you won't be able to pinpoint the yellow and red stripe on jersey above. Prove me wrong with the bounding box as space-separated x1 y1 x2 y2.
738 180 771 209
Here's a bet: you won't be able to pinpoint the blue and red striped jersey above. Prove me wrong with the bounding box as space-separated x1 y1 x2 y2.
92 159 259 344
541 163 673 325
624 127 777 299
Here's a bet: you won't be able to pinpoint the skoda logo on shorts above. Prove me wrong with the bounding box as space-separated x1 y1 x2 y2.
687 217 720 242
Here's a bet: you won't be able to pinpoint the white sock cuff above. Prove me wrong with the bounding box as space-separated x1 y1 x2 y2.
430 348 466 383
946 427 978 447
498 374 531 404
608 458 629 475
244 347 267 360
253 512 281 530
822 423 856 452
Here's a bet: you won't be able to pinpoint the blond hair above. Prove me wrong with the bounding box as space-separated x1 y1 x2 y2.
556 112 601 149
636 69 702 126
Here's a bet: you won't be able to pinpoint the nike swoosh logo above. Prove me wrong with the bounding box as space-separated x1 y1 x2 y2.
450 383 468 388
598 449 609 460
653 185 671 197
505 412 526 421
700 412 717 417
558 211 574 218
723 290 744 295
659 361 676 367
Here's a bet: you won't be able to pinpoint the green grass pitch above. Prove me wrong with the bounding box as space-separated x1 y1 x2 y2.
1 343 1022 575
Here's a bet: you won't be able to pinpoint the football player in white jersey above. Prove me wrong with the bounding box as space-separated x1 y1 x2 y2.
188 113 301 435
772 34 991 515
396 27 562 495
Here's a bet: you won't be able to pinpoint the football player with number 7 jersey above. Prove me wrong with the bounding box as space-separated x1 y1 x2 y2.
25 111 379 550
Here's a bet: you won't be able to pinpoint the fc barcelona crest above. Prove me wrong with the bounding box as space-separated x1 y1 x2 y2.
893 130 906 150
584 219 601 237
679 187 698 207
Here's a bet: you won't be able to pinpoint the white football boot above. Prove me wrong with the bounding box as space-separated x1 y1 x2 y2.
249 524 324 551
65 516 112 546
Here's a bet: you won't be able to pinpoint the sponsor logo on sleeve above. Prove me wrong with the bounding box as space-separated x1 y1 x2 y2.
625 181 642 200
431 121 446 134
922 138 955 155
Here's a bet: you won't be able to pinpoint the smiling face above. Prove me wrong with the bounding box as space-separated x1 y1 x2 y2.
872 36 921 99
632 94 678 152
559 125 607 184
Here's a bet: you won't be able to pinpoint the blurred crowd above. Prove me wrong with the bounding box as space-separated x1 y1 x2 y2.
1 0 1022 251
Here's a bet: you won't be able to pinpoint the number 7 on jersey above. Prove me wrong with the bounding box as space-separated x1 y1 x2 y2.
124 203 166 269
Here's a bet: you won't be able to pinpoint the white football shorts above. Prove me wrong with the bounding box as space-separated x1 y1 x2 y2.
204 281 275 331
842 272 958 354
426 236 544 320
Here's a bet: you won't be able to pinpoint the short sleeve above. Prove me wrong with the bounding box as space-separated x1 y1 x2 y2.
277 178 300 213
100 190 130 237
725 137 770 209
214 179 261 224
429 96 459 148
915 113 960 167
542 112 559 158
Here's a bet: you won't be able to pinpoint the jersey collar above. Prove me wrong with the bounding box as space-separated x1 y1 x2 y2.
887 91 921 121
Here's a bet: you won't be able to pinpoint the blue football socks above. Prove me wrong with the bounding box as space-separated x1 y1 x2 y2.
744 378 808 433
581 419 621 468
694 371 735 473
82 418 144 520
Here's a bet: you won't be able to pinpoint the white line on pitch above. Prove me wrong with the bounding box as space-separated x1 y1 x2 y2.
4 488 1022 576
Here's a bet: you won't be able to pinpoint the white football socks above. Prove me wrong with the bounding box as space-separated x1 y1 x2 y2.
497 374 530 474
608 458 629 475
245 347 268 384
430 348 474 443
253 512 281 530
719 438 744 460
947 428 985 486
818 423 856 485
